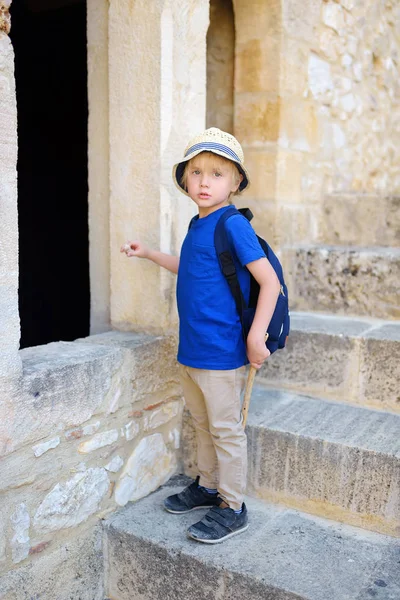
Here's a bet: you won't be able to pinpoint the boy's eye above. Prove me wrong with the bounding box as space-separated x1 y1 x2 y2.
192 170 201 175
214 172 222 177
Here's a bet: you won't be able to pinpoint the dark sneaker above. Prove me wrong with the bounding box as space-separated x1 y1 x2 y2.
187 502 248 544
164 476 220 514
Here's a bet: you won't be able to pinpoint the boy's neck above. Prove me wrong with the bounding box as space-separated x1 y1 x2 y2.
198 201 231 219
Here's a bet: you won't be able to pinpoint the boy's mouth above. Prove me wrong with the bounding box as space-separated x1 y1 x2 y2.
199 193 211 198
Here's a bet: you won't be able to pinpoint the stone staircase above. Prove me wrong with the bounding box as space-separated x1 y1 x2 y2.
100 194 400 599
102 476 400 600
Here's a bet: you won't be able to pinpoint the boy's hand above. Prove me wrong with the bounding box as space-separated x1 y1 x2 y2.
246 334 270 369
120 241 150 259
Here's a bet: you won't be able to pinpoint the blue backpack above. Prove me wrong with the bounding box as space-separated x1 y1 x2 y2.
189 206 290 354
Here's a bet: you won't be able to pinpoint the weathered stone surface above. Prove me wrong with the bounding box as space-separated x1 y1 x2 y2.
235 93 280 144
10 504 30 564
77 429 119 453
308 53 333 97
122 420 139 441
32 437 60 457
246 389 400 536
168 428 180 449
7 341 125 454
0 519 5 562
0 526 104 600
105 455 124 473
77 331 181 404
0 28 21 381
33 468 109 533
359 324 400 413
104 482 400 600
115 434 176 506
322 2 344 32
283 246 400 319
143 400 181 431
320 195 400 247
259 312 400 412
184 388 400 535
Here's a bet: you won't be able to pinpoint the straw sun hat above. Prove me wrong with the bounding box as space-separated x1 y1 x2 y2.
172 127 250 196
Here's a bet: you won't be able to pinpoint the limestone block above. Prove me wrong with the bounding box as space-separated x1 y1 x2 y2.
240 149 277 200
233 0 282 45
105 455 124 473
235 93 280 144
0 526 104 600
282 0 321 43
104 485 400 600
0 519 5 562
279 38 309 96
277 205 319 246
78 429 118 453
278 99 318 152
32 437 60 458
77 331 181 403
122 420 139 441
115 434 176 506
258 312 400 412
259 317 364 402
235 36 280 94
276 150 305 203
322 2 344 32
168 428 180 449
10 503 30 564
144 400 181 431
308 53 334 97
109 0 208 333
283 246 400 319
320 195 400 247
246 390 400 536
12 341 125 453
0 32 21 380
87 0 111 335
33 468 109 533
359 324 400 413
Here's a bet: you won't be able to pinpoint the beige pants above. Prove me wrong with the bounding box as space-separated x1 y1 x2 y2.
179 363 247 511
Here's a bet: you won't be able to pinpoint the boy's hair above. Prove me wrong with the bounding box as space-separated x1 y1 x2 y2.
180 151 242 197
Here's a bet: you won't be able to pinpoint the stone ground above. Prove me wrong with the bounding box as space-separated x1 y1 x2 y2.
103 476 400 600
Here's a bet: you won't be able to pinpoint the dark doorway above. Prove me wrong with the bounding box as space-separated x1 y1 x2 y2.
11 0 90 349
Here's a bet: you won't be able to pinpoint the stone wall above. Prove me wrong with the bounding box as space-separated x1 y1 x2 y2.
231 0 400 249
0 0 21 381
107 0 209 334
0 332 183 594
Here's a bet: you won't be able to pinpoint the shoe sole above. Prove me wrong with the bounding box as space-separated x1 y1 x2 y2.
187 523 249 544
164 504 217 515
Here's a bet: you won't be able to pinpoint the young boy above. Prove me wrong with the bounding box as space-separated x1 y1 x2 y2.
121 127 280 544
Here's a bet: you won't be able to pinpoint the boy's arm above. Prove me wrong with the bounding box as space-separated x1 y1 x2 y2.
121 241 179 274
245 257 280 368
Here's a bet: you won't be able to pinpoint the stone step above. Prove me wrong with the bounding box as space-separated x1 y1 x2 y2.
260 311 400 413
320 194 400 247
104 477 400 600
282 245 400 319
182 390 400 537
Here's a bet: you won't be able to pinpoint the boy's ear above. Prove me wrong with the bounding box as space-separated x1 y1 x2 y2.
233 172 243 192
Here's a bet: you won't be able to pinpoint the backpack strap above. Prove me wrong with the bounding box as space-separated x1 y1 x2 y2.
214 207 249 336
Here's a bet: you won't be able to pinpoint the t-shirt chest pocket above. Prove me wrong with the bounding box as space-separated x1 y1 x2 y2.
187 243 217 279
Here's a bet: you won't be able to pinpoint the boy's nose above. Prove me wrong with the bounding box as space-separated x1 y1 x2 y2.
200 177 210 188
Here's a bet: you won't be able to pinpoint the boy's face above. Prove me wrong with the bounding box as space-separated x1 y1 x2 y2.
185 153 242 218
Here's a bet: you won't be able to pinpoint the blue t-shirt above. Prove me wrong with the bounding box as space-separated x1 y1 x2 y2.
176 205 265 369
